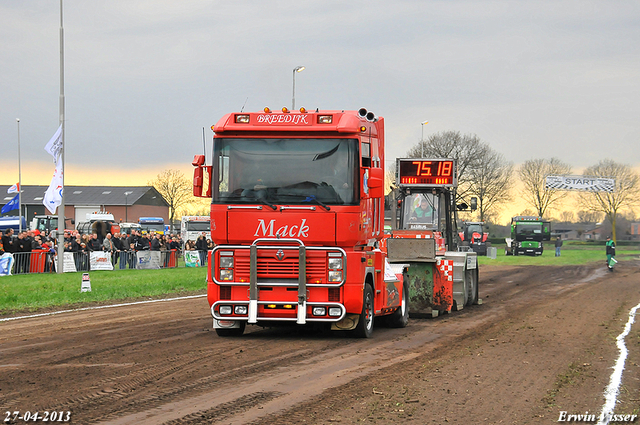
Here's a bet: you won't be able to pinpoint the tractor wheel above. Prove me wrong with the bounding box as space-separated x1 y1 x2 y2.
466 268 479 306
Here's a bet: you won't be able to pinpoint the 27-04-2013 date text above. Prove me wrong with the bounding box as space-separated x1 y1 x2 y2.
4 411 71 423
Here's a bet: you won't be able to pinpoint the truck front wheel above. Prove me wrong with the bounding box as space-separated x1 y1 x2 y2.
353 285 374 338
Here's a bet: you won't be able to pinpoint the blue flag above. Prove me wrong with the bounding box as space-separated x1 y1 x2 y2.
1 193 19 214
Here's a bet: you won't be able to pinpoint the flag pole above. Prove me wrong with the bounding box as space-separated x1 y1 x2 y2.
57 0 65 274
16 118 22 233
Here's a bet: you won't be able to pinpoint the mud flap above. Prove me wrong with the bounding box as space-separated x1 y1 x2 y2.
214 319 243 329
331 314 360 331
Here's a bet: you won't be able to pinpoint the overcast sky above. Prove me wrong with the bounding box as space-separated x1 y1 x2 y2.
1 0 639 186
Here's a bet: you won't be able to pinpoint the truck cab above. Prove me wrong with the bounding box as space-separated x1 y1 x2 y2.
193 108 400 337
505 216 550 256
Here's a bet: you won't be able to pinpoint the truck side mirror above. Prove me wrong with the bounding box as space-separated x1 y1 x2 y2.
193 167 203 197
367 167 384 199
470 197 478 211
192 155 206 198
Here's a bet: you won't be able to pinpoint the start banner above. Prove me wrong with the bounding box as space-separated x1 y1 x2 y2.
546 175 615 192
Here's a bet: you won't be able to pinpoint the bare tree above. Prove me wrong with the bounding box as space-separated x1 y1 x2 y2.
518 158 572 217
577 159 640 242
466 150 514 222
407 131 488 198
148 169 193 231
559 211 575 223
577 210 602 223
406 131 497 206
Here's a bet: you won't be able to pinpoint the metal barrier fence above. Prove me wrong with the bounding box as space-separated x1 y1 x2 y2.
6 249 181 275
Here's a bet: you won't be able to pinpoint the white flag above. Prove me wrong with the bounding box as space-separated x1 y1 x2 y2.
44 124 63 162
7 183 19 194
43 155 64 214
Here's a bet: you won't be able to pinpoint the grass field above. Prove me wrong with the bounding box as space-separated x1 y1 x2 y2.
478 241 640 266
2 242 639 316
0 266 208 316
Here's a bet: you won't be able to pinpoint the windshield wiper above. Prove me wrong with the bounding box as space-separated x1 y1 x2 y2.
302 195 330 211
258 198 278 211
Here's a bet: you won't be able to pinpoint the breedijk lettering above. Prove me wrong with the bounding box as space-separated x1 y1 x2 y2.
256 114 310 125
254 219 309 238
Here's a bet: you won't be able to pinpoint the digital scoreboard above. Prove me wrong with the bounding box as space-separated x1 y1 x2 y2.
397 159 457 187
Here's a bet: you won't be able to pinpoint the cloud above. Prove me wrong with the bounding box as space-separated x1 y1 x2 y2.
1 0 639 185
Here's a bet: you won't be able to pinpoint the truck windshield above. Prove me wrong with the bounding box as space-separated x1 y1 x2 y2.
213 138 358 205
142 224 164 232
185 222 210 231
516 223 543 236
466 224 483 235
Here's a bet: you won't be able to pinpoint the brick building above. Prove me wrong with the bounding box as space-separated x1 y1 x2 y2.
0 185 169 228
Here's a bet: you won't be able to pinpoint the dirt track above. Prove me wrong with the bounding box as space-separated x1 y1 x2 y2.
1 261 640 424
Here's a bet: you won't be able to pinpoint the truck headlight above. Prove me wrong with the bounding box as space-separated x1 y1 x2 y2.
328 307 342 317
328 258 342 270
312 307 326 316
219 305 232 315
328 271 342 282
219 256 234 268
220 269 233 281
234 305 248 315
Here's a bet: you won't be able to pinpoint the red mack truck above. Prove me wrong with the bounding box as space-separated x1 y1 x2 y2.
192 107 407 337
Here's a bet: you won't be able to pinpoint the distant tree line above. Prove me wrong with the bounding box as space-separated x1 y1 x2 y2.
406 131 640 242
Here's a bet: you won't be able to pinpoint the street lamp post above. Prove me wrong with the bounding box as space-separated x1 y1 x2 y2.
292 66 305 110
124 191 133 222
16 118 22 233
420 120 429 158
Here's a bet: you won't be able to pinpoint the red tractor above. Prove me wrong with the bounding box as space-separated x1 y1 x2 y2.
458 221 489 256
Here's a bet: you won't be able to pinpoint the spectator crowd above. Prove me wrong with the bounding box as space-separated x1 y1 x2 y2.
1 227 215 274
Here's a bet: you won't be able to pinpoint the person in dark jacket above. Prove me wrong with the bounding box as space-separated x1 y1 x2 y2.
1 229 14 254
150 233 161 251
87 233 102 252
17 231 32 273
139 233 151 251
112 233 126 270
554 235 563 257
195 234 208 266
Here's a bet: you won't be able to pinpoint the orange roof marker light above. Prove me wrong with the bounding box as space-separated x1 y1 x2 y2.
282 107 290 113
299 107 307 113
264 107 272 113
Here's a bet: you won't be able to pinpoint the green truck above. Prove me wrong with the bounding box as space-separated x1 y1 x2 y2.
504 216 551 256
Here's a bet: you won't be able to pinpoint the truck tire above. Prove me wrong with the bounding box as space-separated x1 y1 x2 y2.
215 321 246 337
353 285 374 338
387 279 409 328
